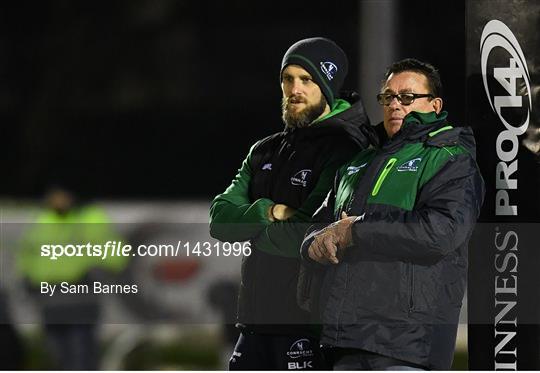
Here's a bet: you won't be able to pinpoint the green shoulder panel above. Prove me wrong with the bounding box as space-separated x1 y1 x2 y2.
314 98 351 123
367 142 469 211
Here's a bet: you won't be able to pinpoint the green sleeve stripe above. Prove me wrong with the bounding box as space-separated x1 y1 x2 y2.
428 125 453 137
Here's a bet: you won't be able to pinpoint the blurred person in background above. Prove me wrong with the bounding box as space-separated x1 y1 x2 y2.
209 37 378 370
17 185 129 370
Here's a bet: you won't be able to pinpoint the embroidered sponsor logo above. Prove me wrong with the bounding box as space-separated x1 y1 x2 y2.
397 157 422 172
320 61 338 80
290 169 312 187
262 163 272 170
287 339 314 360
347 163 367 175
288 361 313 370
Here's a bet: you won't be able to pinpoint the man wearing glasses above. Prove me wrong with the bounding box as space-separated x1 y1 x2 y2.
300 58 485 370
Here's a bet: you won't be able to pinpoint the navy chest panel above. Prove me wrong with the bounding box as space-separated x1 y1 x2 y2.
249 136 325 208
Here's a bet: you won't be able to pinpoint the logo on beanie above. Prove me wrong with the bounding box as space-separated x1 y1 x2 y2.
320 61 338 80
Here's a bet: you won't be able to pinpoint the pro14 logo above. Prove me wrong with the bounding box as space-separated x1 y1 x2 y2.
480 20 532 216
480 20 531 134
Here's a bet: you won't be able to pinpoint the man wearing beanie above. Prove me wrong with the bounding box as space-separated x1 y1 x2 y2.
209 37 377 370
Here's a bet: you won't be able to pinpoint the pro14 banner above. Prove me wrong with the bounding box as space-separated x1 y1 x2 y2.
467 0 540 370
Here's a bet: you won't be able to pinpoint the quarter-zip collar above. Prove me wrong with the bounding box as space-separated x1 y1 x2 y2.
381 111 449 153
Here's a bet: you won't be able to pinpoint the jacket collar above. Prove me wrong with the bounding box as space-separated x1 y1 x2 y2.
284 92 378 149
381 111 449 152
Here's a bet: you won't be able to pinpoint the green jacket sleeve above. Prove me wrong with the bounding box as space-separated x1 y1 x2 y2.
209 142 275 242
253 152 354 258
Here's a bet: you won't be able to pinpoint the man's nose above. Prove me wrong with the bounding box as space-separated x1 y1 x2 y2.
291 80 303 95
388 96 401 109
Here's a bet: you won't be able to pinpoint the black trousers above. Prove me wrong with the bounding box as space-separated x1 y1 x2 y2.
329 348 427 371
228 332 327 370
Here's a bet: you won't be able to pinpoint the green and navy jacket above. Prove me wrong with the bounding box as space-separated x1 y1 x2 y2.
301 111 485 369
209 94 377 334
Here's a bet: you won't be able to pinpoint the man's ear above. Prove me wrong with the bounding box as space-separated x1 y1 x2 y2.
432 97 443 114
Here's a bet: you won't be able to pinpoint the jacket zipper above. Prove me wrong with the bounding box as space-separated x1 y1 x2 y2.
335 262 349 343
371 158 397 196
344 195 355 217
408 263 415 313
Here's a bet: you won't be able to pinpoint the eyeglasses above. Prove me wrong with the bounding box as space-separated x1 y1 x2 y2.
376 93 434 106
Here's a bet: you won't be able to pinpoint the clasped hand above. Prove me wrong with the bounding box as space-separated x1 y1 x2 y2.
308 212 357 265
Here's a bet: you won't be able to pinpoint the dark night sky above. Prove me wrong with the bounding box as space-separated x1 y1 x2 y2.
1 1 465 199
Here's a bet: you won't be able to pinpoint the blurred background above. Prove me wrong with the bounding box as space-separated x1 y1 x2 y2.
1 0 468 370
